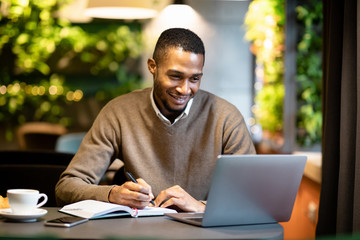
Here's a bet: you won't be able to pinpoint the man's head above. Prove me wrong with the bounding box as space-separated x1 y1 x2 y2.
148 28 205 122
153 28 205 66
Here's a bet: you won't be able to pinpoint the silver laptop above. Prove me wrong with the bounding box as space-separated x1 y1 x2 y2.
165 154 307 227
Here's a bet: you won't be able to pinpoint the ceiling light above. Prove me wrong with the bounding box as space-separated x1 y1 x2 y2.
84 0 158 20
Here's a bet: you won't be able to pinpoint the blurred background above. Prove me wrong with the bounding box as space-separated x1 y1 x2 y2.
0 0 322 154
0 0 323 238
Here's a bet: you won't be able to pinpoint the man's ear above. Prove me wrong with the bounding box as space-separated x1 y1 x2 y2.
147 58 157 74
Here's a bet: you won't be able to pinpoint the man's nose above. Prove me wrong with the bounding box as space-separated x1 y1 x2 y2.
176 80 191 95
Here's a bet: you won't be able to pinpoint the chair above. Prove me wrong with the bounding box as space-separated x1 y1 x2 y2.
17 122 68 150
0 150 74 207
55 132 87 154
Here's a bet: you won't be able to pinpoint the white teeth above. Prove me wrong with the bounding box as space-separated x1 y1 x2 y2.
171 94 186 101
176 97 186 102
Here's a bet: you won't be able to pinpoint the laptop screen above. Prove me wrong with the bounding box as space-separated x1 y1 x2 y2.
201 154 307 227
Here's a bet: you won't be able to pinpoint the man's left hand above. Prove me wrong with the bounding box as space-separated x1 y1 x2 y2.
153 185 206 212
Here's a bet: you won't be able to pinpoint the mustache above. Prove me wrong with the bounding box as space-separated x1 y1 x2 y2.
168 91 192 97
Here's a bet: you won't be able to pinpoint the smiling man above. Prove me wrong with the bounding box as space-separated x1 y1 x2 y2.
150 47 203 123
55 28 256 212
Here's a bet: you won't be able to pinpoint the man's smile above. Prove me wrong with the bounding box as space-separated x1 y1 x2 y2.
168 92 191 105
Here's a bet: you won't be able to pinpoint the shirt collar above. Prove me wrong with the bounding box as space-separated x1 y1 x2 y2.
150 88 193 126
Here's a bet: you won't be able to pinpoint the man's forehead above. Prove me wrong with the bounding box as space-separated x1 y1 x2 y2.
158 47 204 64
165 46 197 55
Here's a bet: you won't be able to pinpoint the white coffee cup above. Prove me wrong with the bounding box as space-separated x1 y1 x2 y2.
7 189 48 214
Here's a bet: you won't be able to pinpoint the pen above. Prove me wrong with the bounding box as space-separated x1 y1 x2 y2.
126 172 155 206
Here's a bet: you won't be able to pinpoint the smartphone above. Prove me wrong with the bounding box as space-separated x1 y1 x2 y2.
45 216 88 227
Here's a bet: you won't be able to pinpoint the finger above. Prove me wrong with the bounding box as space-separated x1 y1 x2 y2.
154 185 183 207
137 178 154 198
125 179 152 199
109 186 151 209
132 179 154 205
123 181 143 192
159 197 183 209
165 185 184 197
122 182 153 202
121 198 151 209
160 196 204 212
154 191 169 207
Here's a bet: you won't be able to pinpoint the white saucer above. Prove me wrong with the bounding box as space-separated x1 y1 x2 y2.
0 208 48 222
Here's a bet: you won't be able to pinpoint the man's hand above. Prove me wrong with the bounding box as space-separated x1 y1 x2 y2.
109 178 154 209
154 185 206 212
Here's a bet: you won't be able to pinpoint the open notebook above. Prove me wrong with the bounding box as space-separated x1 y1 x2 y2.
60 199 176 219
165 154 307 227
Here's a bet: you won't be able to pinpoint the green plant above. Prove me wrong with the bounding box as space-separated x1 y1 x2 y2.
244 0 285 134
295 0 322 147
244 0 322 148
0 74 79 140
0 0 143 140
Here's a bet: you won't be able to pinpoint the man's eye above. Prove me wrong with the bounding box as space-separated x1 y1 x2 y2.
190 77 200 82
170 75 181 80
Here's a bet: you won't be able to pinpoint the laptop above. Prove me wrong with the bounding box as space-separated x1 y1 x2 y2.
165 154 307 227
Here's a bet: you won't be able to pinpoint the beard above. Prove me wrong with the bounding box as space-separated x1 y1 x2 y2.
163 100 186 114
153 80 189 115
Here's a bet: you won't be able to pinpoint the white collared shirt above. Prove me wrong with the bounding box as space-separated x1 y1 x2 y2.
150 88 193 126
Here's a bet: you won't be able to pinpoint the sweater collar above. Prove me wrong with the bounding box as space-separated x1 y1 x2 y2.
150 88 193 126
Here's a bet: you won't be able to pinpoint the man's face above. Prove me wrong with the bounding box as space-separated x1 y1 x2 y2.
148 47 204 120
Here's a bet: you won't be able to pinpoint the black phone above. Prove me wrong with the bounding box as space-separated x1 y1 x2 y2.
44 216 88 227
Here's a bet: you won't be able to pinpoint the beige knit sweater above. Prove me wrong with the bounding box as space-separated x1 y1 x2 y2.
55 88 256 206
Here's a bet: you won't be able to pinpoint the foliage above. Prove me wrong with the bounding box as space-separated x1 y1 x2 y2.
0 0 143 140
244 0 322 148
255 82 284 132
295 0 322 146
244 0 285 134
94 65 143 102
0 74 78 140
0 0 71 76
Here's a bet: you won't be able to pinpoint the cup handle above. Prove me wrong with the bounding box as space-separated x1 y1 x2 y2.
37 193 48 208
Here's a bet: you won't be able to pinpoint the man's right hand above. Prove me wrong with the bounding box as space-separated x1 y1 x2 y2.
108 178 154 209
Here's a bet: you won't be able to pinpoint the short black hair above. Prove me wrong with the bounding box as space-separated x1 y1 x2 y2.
153 28 205 65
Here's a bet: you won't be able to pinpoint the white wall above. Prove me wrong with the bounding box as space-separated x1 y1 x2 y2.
141 0 253 123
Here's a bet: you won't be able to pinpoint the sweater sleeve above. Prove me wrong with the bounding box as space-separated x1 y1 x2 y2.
221 104 256 155
55 101 121 206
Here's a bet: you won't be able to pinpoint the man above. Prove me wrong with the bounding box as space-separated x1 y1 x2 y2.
55 28 256 212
